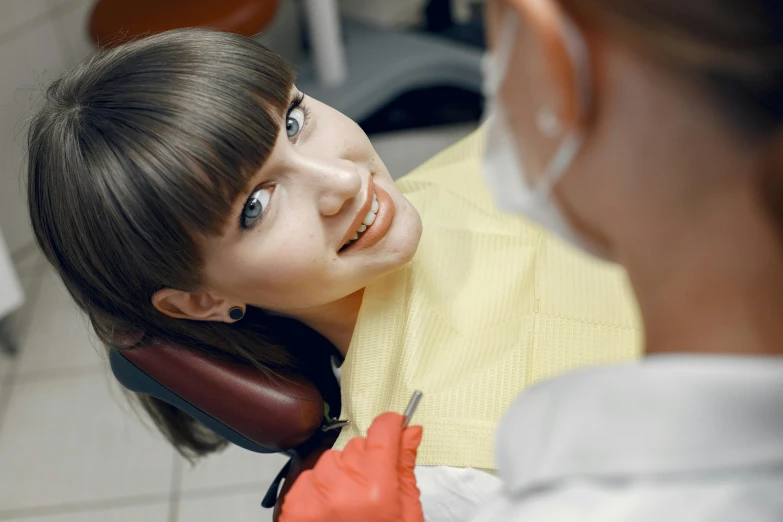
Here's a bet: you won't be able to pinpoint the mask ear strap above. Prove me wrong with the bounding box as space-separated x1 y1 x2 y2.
537 132 584 194
483 11 520 95
535 13 592 194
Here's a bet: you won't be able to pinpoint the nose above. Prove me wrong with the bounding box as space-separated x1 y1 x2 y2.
308 159 364 217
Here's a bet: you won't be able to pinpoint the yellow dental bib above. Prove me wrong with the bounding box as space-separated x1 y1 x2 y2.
333 129 642 469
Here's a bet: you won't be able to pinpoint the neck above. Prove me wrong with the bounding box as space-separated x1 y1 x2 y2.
288 289 365 357
620 184 783 358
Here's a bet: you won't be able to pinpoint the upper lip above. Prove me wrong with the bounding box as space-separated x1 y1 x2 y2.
339 177 375 248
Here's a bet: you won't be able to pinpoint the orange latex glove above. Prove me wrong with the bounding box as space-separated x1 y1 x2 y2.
278 412 425 522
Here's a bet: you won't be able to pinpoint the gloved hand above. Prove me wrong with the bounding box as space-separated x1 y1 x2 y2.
278 412 425 522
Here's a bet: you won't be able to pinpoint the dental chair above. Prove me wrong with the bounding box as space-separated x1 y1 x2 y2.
105 130 486 519
109 325 343 520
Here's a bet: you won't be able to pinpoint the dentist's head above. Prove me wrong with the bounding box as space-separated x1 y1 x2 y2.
482 1 783 271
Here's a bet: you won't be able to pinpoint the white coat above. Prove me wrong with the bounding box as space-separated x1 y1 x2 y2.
470 355 783 522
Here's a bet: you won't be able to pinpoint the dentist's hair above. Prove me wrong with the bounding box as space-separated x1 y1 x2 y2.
27 29 336 461
561 0 783 234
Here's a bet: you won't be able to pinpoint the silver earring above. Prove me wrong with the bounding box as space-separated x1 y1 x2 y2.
537 106 562 137
228 307 245 321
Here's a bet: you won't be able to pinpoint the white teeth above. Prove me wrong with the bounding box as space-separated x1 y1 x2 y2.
343 192 377 250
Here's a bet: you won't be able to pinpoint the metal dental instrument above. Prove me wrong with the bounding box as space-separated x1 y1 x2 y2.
321 419 351 432
323 391 422 432
402 390 423 428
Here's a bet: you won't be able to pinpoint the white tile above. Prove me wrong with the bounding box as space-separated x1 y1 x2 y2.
6 248 47 346
181 444 290 492
45 0 84 6
5 502 169 522
178 491 274 522
0 380 10 403
16 268 105 375
14 247 44 290
0 0 49 36
371 124 478 179
0 371 175 511
49 0 94 67
0 356 11 380
0 334 17 377
0 252 37 361
0 21 66 253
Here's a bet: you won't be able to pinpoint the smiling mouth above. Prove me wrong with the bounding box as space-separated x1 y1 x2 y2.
340 191 378 251
339 182 395 254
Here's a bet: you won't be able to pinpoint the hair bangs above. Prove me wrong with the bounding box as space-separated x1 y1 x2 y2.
76 29 295 239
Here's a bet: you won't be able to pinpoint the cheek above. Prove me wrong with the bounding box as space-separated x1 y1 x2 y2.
211 230 328 303
395 205 423 261
248 236 323 286
318 101 377 164
380 189 422 263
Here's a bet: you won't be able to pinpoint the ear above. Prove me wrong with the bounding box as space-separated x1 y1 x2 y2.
501 0 591 130
152 288 236 323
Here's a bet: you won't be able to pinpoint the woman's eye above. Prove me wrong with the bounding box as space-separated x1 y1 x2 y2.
241 186 274 229
286 107 305 138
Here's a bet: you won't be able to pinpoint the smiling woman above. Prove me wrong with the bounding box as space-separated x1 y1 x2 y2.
26 29 346 456
151 83 421 346
26 28 640 522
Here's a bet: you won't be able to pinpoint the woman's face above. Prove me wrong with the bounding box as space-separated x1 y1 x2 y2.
198 88 422 316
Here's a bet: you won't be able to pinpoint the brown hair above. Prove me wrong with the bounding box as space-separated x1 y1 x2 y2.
560 0 783 232
27 29 338 461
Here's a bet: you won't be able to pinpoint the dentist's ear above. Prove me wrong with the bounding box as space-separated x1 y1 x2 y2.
152 288 241 323
495 0 593 133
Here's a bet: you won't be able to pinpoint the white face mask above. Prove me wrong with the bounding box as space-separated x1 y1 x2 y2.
481 12 611 260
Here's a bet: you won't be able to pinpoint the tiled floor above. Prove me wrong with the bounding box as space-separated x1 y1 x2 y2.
0 125 475 521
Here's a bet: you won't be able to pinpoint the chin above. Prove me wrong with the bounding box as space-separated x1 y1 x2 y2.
385 201 422 267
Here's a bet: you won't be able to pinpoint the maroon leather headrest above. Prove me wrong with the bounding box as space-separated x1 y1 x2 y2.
123 339 324 451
